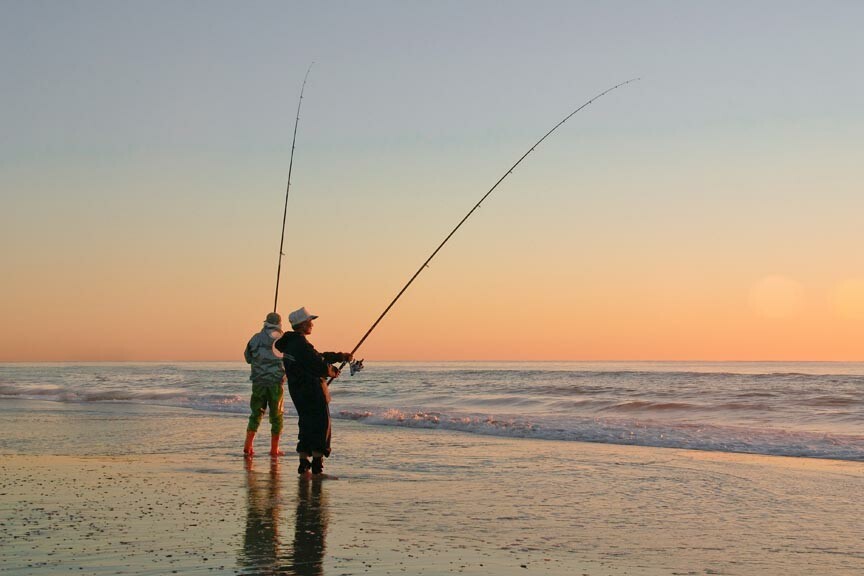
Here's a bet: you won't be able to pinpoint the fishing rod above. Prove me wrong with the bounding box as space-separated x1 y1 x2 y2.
273 63 314 313
332 77 640 379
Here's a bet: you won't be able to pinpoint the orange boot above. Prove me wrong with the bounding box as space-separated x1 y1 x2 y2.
243 431 256 458
270 434 285 457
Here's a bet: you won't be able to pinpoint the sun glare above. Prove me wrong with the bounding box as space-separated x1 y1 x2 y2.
831 279 864 321
747 275 804 319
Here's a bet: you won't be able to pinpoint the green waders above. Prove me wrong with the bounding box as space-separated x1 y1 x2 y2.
247 383 285 436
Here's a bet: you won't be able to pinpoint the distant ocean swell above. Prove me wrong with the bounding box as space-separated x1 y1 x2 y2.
0 362 862 461
0 383 243 407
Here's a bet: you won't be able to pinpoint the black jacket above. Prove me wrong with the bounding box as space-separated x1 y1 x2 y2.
274 331 347 391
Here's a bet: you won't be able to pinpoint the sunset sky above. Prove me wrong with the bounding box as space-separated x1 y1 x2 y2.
2 1 863 362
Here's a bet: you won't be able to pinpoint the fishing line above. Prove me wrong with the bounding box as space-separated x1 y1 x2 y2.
335 77 640 378
273 63 314 313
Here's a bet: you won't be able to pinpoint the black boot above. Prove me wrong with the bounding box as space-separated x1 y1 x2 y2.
297 457 311 475
311 456 324 475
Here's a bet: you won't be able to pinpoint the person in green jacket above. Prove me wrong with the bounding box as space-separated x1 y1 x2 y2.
243 312 286 458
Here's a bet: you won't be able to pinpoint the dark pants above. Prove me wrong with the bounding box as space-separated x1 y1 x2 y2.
287 380 331 457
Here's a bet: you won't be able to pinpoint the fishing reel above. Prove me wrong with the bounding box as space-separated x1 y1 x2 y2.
349 359 364 376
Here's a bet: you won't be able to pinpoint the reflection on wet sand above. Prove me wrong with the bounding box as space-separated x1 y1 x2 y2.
290 472 329 576
239 459 329 575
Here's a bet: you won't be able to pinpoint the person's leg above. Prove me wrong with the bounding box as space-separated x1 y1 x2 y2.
244 430 256 456
311 452 324 474
310 402 332 475
298 455 312 474
245 387 266 456
287 383 312 473
267 384 285 457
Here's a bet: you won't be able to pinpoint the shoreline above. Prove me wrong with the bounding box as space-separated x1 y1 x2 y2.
1 399 862 575
1 396 860 463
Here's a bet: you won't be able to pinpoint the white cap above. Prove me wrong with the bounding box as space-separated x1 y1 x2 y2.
289 306 318 327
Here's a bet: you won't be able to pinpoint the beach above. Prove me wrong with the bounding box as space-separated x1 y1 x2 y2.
5 2 864 574
1 398 861 575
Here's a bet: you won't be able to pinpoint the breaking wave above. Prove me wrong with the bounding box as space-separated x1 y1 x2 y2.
336 408 864 461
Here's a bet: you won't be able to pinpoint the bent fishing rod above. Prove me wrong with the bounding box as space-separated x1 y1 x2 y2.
273 63 314 313
332 77 640 379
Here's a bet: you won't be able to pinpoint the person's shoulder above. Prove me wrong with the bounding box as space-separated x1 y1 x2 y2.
275 330 303 349
290 332 316 352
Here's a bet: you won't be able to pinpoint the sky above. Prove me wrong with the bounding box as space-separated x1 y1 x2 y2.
2 1 863 362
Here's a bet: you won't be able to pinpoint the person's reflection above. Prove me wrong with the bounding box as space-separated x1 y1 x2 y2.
241 457 285 574
240 458 329 576
289 476 329 576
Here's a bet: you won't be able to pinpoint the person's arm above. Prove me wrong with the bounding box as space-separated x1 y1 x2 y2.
321 352 352 364
295 340 337 378
244 342 254 364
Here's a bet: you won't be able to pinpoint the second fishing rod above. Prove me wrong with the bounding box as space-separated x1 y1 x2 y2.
274 63 314 314
330 78 640 382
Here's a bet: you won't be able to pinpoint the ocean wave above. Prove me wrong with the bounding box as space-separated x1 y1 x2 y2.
733 391 778 398
338 409 539 434
0 383 64 397
335 408 864 461
74 390 190 402
599 401 698 412
715 401 774 411
804 395 861 407
548 398 613 410
3 362 862 461
0 382 247 413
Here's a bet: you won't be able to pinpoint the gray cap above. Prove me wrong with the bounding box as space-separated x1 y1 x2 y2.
265 312 282 325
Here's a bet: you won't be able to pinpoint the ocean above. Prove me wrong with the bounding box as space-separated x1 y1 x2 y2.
0 361 862 461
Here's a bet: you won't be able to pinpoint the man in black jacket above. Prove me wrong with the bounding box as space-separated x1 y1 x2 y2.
275 307 352 476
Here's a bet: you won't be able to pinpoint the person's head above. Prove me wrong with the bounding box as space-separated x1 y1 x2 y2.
264 312 282 326
289 307 318 335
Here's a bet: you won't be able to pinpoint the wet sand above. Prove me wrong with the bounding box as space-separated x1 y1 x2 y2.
0 399 862 575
